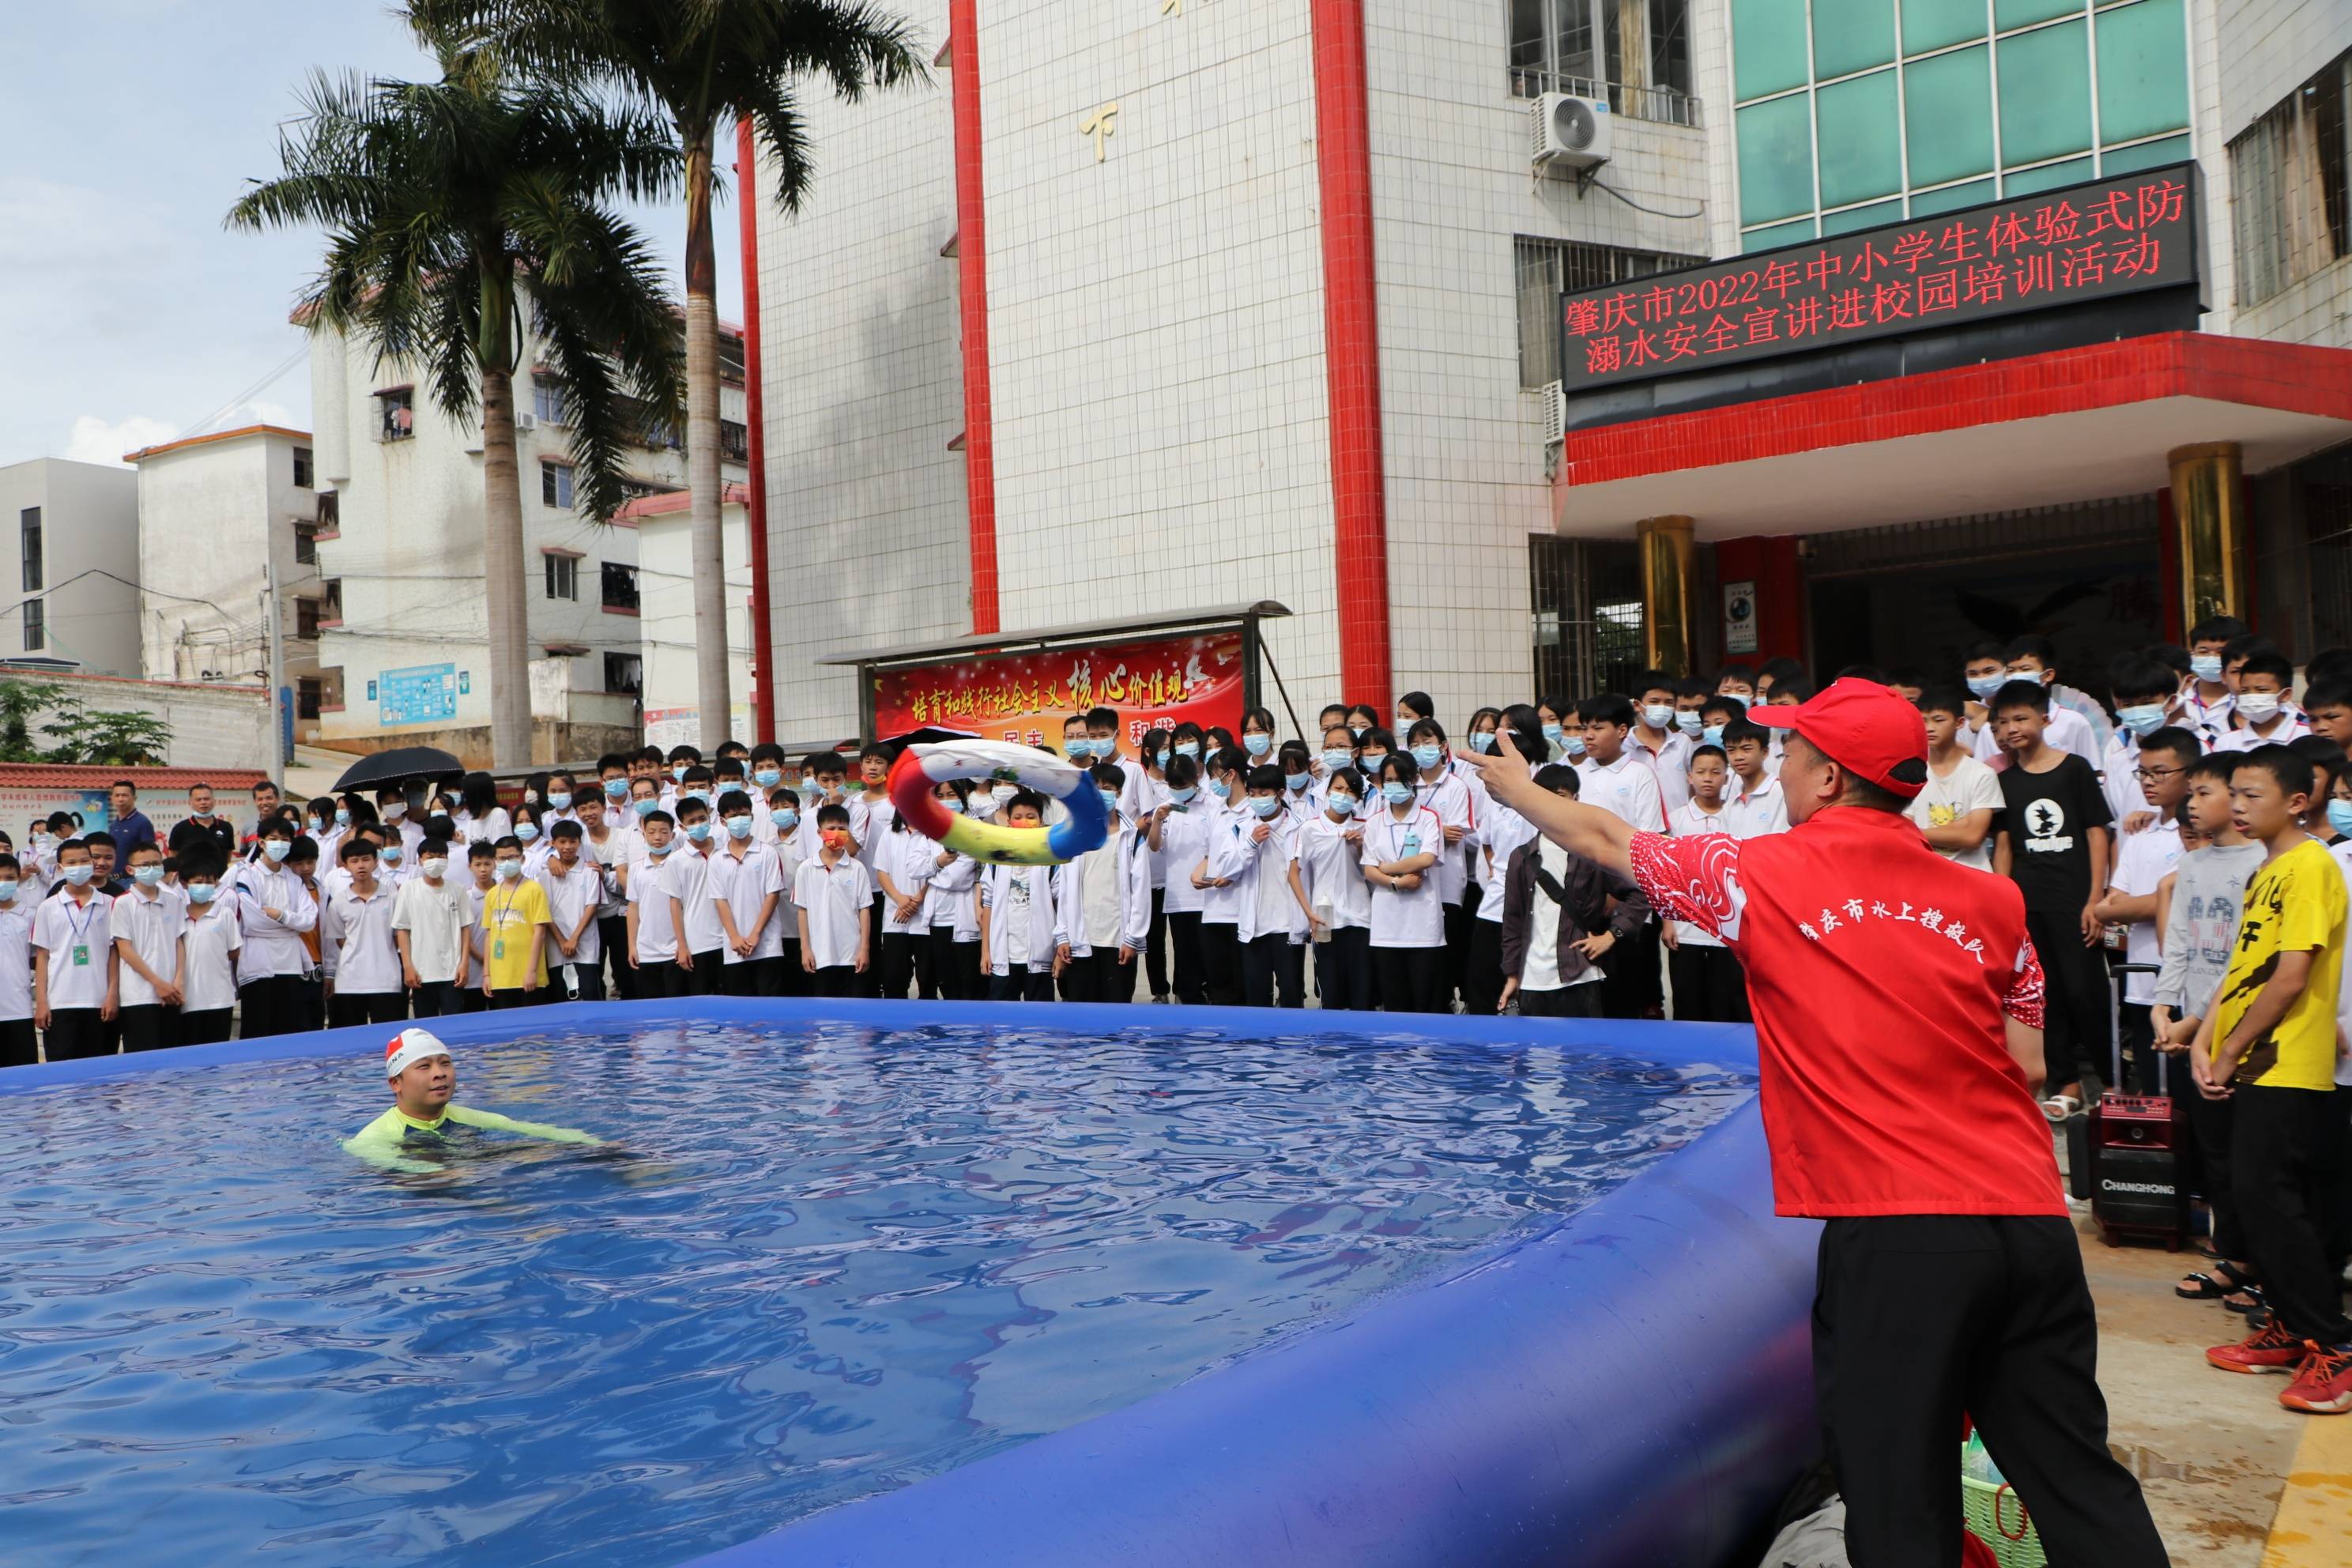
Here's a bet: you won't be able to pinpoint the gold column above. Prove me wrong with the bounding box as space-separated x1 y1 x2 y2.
1636 514 1696 677
2168 442 2247 629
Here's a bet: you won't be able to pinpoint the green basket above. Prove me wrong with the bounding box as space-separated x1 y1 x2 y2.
1961 1472 2047 1568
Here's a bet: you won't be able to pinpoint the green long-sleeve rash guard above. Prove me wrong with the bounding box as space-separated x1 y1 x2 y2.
345 1102 602 1173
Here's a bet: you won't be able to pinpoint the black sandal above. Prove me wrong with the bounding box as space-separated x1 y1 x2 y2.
2177 1261 2255 1301
2225 1284 2268 1316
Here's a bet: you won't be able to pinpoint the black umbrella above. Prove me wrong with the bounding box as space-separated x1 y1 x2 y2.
333 746 466 793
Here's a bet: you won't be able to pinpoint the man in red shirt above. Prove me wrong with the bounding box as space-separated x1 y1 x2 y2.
1464 678 2165 1568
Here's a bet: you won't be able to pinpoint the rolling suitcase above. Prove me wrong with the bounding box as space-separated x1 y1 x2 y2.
2087 962 2188 1248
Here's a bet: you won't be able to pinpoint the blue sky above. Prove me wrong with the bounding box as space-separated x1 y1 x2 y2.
0 1 741 467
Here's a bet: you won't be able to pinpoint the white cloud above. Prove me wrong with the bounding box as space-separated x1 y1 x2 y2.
62 413 180 466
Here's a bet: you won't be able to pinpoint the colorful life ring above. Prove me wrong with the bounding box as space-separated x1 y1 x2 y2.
887 739 1110 866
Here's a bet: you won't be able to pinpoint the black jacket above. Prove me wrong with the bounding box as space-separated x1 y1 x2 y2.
1498 839 1650 990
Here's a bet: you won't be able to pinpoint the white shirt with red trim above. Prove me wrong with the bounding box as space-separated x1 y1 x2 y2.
1626 805 2062 1219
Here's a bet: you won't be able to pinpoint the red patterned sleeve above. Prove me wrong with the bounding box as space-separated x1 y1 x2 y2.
2003 933 2047 1030
1625 831 1747 945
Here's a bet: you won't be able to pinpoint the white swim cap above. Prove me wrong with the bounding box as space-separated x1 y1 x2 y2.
384 1027 452 1079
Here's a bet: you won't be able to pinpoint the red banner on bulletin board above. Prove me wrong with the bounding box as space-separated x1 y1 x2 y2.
869 631 1247 749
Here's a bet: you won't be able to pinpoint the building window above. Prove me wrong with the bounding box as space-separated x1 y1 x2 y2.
541 462 575 509
533 375 570 424
19 507 40 593
2231 51 2351 310
297 677 324 720
545 554 579 601
375 387 414 442
317 490 339 531
1530 534 1642 700
296 597 322 638
1509 0 1697 125
293 446 314 488
601 560 640 612
295 522 319 565
720 418 750 463
719 334 747 385
1515 237 1683 386
604 652 643 695
22 597 43 653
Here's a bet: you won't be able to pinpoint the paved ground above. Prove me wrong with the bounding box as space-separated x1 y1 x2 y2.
2074 1210 2352 1566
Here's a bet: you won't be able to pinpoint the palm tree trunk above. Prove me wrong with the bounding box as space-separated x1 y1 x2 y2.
683 130 731 752
481 366 533 768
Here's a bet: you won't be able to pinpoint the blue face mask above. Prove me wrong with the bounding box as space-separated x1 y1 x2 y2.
546 792 572 810
133 865 164 887
2116 704 2166 737
1563 733 1586 757
605 778 630 799
753 769 782 789
1174 742 1200 758
1675 711 1703 736
334 808 351 826
2331 800 2352 837
1540 722 1562 745
1284 771 1311 792
767 808 799 833
1382 782 1413 805
1966 673 2006 700
2191 654 2224 683
631 797 658 819
684 789 710 805
1244 733 1272 757
1208 778 1231 800
1702 725 1724 748
672 764 690 782
514 822 539 843
1410 744 1443 771
380 844 402 865
1469 732 1495 753
1248 794 1280 818
1099 789 1121 812
1169 786 1199 805
1321 748 1353 771
684 821 710 842
1326 793 1356 818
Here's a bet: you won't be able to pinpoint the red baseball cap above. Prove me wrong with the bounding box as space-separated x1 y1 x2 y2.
1753 677 1930 799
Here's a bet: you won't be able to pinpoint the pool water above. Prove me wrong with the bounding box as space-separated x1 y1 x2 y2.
0 1019 1753 1567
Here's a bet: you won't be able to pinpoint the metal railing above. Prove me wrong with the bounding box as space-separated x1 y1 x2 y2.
1510 70 1702 129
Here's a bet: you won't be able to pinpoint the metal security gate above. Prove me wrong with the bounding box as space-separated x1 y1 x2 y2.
1530 534 1645 702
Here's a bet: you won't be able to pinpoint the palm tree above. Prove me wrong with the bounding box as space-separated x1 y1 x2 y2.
424 0 927 748
229 24 684 768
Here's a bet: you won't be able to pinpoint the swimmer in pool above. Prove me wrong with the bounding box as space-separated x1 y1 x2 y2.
345 1027 603 1173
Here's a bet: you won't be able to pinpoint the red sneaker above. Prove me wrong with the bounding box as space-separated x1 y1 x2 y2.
2207 1319 2310 1374
2279 1343 2352 1414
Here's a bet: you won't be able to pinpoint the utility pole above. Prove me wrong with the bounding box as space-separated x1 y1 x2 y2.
262 561 287 771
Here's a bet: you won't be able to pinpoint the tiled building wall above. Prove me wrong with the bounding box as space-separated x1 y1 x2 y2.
978 0 1340 701
753 0 971 741
1364 0 1713 723
2216 0 2352 349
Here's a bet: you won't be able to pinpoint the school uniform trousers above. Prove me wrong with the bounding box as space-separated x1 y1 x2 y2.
598 914 636 999
1144 888 1170 999
1314 926 1374 1012
682 949 726 996
116 1004 179 1053
177 1008 233 1045
1599 920 1664 1019
42 1010 109 1061
2232 1084 2352 1346
990 962 1055 1002
929 926 980 1001
408 980 459 1019
1667 943 1751 1024
2022 908 2112 1093
631 956 684 1000
1517 983 1604 1018
236 974 307 1038
880 931 933 1001
811 963 862 999
1198 921 1244 1007
0 1016 39 1065
1242 935 1304 1008
329 989 410 1030
1164 911 1208 1004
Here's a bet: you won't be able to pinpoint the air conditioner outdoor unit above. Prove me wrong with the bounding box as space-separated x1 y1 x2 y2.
1542 379 1568 442
1532 92 1611 175
515 411 537 432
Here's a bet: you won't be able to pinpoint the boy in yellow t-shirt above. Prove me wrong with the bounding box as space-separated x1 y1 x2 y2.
479 836 552 1010
2193 744 2352 1413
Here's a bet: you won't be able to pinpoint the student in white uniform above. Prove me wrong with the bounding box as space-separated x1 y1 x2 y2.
454 772 513 849
1151 755 1216 1005
848 744 896 999
795 802 874 997
111 842 187 1052
1497 765 1649 1018
33 837 115 1061
1130 730 1175 1003
538 820 609 1001
1190 748 1254 1006
228 817 317 1038
978 793 1061 1002
2209 654 2311 754
1404 720 1478 1007
175 854 242 1045
2090 726 2193 1091
1577 693 1668 1018
699 791 782 998
1721 718 1792 839
1057 764 1150 1004
391 835 471 1018
1907 692 2003 871
1629 670 1696 817
1664 746 1751 1023
765 788 810 995
321 838 407 1027
0 858 40 1065
665 797 728 997
1360 753 1447 1014
1298 766 1374 1012
875 802 942 1001
2104 658 2180 829
1464 710 1551 1018
574 792 635 999
625 809 684 1000
918 782 981 1001
1216 765 1311 1008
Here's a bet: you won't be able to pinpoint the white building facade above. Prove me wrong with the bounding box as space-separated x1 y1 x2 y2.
0 458 141 677
628 483 754 748
304 314 748 765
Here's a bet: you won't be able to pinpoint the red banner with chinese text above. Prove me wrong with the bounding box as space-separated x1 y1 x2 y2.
869 631 1247 749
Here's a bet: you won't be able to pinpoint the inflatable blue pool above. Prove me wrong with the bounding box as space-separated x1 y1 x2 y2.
0 1001 1819 1567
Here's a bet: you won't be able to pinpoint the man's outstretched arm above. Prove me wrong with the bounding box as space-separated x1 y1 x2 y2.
444 1105 603 1146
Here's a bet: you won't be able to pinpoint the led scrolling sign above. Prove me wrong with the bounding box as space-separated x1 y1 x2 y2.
1558 164 2200 393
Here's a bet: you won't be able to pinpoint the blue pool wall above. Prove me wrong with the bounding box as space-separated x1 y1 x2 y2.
2 999 1822 1568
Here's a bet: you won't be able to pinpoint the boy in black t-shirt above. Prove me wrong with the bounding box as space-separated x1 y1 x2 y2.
1990 678 2114 1115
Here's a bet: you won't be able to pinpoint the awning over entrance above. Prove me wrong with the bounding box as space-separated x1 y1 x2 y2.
1554 332 2352 540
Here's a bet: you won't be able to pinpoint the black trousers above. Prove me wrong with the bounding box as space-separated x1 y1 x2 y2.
43 1008 108 1061
236 974 304 1038
1144 887 1170 998
2184 1086 2244 1261
409 981 457 1019
1314 925 1374 1012
880 931 932 1000
450 978 488 1012
865 894 888 997
721 956 776 997
771 941 808 997
0 1016 36 1066
1600 921 1663 1018
989 962 1054 1001
2323 1084 2352 1281
486 987 544 1011
118 1003 177 1052
1462 919 1506 1017
1442 896 1474 1007
812 964 862 998
329 990 409 1030
1199 920 1243 1006
929 930 980 1001
1814 1216 2166 1568
1241 933 1303 1008
2233 1084 2352 1344
599 914 637 999
1374 944 1446 1014
631 958 684 1000
548 959 606 1001
683 949 725 995
1060 948 1131 1004
178 1007 233 1045
1668 942 1751 1023
2024 910 2109 1093
1518 983 1604 1018
1165 910 1207 1004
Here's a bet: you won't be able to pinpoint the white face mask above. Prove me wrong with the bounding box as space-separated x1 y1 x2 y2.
2237 692 2283 723
420 857 449 879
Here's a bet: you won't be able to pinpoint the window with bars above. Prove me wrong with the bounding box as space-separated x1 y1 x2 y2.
20 507 40 593
1515 237 1684 387
22 597 43 653
541 462 575 509
1528 534 1645 699
1508 0 1696 123
721 419 750 462
2230 51 2352 310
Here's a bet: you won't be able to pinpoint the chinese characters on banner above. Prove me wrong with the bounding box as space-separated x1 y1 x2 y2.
1559 167 2197 392
869 631 1247 749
